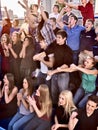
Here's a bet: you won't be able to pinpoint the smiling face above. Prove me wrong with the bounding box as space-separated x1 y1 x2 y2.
23 78 28 90
86 100 97 116
83 57 95 69
58 93 66 106
1 34 8 44
56 34 66 45
11 32 19 43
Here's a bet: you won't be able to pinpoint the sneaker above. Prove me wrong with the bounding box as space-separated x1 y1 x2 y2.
46 75 51 81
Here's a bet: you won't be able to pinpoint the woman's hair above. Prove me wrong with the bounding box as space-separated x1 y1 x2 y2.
11 31 21 42
24 36 34 45
5 73 15 92
59 90 76 116
38 84 52 118
1 33 10 44
24 76 34 96
37 11 49 39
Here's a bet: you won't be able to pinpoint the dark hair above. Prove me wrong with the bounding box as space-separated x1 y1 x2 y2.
70 14 78 22
56 30 67 39
38 35 44 41
86 19 94 25
24 36 33 45
5 73 15 92
37 11 49 39
50 17 56 23
24 76 34 96
30 4 38 10
88 95 98 106
44 11 49 19
54 4 59 10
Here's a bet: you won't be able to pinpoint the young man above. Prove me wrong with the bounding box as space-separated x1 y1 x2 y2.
79 19 96 52
68 95 98 130
38 30 73 105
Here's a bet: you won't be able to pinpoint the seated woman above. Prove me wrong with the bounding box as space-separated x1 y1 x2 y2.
72 57 98 108
0 73 18 120
8 76 34 130
23 84 52 130
51 90 76 130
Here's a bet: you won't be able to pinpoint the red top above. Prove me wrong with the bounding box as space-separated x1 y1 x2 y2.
34 95 50 121
78 1 94 25
1 18 12 36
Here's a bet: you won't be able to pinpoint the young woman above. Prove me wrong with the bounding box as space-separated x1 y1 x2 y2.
51 90 76 130
8 31 22 88
23 84 52 130
37 6 56 45
19 36 36 83
8 76 34 130
0 73 18 120
72 57 98 108
0 33 10 78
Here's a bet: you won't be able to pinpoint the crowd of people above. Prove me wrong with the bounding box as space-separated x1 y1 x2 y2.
0 0 98 130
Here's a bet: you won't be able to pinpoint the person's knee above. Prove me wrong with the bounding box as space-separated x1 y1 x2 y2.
8 120 14 130
78 100 86 108
8 124 12 130
13 123 19 130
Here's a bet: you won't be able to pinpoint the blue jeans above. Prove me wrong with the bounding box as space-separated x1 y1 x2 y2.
51 72 69 104
74 87 95 108
8 112 34 130
23 115 51 130
37 72 51 88
0 127 5 130
73 50 79 65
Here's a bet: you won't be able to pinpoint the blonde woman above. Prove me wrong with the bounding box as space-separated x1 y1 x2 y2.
51 90 76 130
0 33 10 77
23 84 52 130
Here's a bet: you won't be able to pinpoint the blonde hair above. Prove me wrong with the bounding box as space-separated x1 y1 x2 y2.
1 33 10 44
59 90 76 116
38 84 52 118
